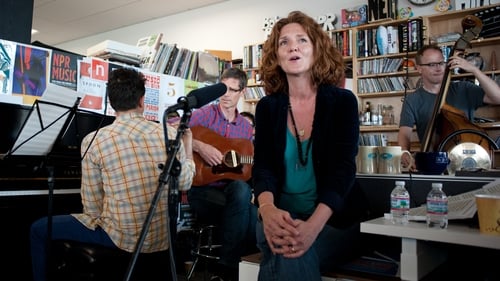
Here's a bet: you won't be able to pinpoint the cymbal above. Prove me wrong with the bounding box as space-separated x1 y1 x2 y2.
447 142 491 175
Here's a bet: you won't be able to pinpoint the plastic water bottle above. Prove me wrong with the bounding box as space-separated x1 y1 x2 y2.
426 183 448 229
390 181 410 224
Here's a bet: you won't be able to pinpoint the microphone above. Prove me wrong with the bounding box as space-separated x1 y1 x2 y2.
165 83 227 113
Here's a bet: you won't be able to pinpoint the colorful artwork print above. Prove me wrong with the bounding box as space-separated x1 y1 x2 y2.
0 40 16 95
12 45 49 98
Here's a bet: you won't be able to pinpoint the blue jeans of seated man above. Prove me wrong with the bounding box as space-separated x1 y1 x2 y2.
30 215 117 281
188 180 257 269
256 215 361 281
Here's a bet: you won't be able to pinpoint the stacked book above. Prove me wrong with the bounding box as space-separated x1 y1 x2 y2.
146 43 219 84
86 40 142 66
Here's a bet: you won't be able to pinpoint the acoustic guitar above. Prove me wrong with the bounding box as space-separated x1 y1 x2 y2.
191 126 253 186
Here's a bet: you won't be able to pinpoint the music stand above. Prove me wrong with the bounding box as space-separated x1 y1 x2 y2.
5 83 82 280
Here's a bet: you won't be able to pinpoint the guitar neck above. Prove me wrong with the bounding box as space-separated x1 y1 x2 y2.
420 70 452 152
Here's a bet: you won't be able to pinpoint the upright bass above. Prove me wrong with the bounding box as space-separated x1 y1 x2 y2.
419 15 490 154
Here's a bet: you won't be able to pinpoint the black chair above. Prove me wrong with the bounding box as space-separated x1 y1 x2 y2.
50 240 170 281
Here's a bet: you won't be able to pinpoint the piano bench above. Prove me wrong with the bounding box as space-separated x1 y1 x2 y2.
50 240 170 281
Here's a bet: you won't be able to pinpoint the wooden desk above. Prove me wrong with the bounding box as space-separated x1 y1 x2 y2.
361 217 500 281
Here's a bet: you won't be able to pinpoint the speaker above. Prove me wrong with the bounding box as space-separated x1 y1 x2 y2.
0 0 34 44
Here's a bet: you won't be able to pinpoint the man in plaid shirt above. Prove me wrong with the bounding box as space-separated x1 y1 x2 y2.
30 68 195 281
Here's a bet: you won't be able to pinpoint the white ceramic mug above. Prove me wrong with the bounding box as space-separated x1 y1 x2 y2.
357 146 379 174
377 146 412 174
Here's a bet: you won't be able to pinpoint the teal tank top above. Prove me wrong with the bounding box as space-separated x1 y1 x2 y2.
279 129 317 215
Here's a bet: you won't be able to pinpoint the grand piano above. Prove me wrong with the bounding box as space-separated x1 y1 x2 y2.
0 102 114 280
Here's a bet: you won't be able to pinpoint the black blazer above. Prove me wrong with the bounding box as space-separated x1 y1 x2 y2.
252 84 368 227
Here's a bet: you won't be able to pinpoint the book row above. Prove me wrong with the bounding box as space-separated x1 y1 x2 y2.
330 29 353 57
357 76 416 94
333 17 425 58
143 43 220 84
244 86 265 100
243 44 263 69
357 57 404 75
359 133 388 146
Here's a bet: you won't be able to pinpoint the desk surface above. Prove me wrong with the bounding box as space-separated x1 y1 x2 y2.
361 217 500 250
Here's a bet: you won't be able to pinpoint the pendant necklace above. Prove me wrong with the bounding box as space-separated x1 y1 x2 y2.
298 129 305 137
288 101 312 166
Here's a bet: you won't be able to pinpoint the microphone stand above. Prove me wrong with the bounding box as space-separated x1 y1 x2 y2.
124 105 192 281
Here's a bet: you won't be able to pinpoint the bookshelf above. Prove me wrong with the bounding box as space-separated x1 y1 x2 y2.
331 4 500 146
238 5 500 144
242 43 265 114
330 16 425 146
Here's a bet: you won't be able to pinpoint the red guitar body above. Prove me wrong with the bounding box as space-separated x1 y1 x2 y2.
191 126 253 186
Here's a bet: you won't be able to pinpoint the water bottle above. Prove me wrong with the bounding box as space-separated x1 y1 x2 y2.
426 183 448 229
390 181 410 224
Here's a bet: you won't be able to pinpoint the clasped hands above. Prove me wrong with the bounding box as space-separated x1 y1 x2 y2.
259 204 317 258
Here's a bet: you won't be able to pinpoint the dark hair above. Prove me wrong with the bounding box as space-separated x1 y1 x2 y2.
240 111 255 126
415 44 442 65
106 68 146 111
260 10 345 94
221 67 248 90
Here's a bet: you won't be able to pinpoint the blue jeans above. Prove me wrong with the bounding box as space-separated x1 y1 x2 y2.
188 180 257 269
30 215 117 281
256 216 361 281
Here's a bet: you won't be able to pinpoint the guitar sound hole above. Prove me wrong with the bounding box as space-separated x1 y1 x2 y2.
223 150 241 168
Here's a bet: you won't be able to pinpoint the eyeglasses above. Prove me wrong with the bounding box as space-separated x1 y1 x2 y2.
227 86 243 94
418 61 446 68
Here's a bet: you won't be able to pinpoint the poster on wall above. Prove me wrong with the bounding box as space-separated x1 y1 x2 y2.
142 70 163 121
0 39 16 101
77 57 108 115
158 74 185 122
50 49 83 91
11 43 51 105
0 41 200 124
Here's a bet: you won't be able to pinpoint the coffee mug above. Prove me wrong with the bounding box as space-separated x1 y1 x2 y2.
357 146 379 174
415 151 449 175
377 146 412 174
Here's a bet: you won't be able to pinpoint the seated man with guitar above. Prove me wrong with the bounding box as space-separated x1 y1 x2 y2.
398 44 500 170
187 67 257 280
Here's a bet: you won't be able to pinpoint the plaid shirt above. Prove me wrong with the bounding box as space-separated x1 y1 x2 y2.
73 112 195 252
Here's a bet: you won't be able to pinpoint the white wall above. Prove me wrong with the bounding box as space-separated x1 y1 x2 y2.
56 0 436 59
